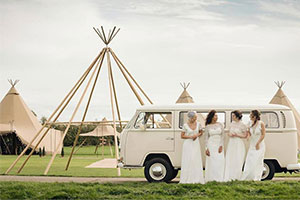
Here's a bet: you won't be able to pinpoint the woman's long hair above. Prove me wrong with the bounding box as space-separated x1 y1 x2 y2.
232 110 243 120
205 110 216 126
251 110 261 127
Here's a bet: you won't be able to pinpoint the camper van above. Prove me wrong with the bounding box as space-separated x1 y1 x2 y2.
118 104 300 182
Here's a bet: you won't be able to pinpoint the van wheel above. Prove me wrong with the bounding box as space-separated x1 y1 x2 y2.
144 158 173 183
262 161 275 181
167 169 178 182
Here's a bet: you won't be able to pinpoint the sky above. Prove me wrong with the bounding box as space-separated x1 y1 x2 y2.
1 0 300 121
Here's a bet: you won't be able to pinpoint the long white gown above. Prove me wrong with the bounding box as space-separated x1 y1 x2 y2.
180 122 204 184
242 120 265 181
224 121 247 181
205 122 225 182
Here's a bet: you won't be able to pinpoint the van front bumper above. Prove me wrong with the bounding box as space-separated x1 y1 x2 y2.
287 163 300 170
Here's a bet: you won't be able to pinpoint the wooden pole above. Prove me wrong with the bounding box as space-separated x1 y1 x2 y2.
107 26 116 44
7 51 103 175
43 52 103 175
101 137 104 158
74 137 87 154
107 51 121 176
101 26 108 44
110 49 153 104
109 49 145 105
65 49 106 170
93 27 106 44
107 50 123 131
109 28 120 44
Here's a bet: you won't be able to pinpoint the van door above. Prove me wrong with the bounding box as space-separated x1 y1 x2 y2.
125 112 174 166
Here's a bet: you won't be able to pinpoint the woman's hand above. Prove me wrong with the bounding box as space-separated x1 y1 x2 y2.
192 134 198 141
218 146 223 153
198 129 203 136
206 149 210 156
255 143 260 150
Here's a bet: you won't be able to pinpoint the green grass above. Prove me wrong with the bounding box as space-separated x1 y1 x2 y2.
1 181 300 199
0 146 144 177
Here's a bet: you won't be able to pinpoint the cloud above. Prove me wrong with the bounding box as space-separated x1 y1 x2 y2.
259 0 300 19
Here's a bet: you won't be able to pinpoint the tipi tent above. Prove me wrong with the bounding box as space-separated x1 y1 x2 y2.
80 117 120 138
0 80 62 154
176 83 194 103
175 83 205 126
269 81 300 150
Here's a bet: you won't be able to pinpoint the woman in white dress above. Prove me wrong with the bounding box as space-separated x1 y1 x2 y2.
242 110 266 181
180 111 204 184
204 110 225 182
224 110 247 181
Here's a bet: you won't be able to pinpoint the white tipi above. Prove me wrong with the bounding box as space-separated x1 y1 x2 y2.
269 81 300 150
0 80 62 154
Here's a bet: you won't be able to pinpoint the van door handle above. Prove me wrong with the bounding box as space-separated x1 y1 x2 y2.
166 137 174 140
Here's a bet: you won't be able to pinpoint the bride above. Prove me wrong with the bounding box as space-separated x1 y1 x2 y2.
179 111 204 184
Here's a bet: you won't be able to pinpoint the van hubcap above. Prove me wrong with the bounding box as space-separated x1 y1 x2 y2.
149 163 166 180
262 163 270 179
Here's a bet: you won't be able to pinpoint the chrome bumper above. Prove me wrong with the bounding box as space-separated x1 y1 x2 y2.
287 163 300 170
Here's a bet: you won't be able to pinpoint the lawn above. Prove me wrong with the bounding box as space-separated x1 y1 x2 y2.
1 181 300 199
0 146 144 177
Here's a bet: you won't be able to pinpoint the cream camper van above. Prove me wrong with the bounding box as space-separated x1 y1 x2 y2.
118 104 300 182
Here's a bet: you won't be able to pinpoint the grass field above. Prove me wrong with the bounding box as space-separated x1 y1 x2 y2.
1 181 300 199
0 145 299 177
0 146 144 177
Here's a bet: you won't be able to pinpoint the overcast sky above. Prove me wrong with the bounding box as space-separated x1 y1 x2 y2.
1 0 300 121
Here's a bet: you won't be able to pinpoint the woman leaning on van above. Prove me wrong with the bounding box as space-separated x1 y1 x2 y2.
204 110 225 182
224 110 247 181
242 110 266 181
179 111 204 184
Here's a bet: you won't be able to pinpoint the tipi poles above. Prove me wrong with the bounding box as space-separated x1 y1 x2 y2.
107 50 122 130
65 49 106 170
107 50 121 176
6 51 103 175
44 52 103 175
74 138 87 154
109 50 144 105
110 49 153 104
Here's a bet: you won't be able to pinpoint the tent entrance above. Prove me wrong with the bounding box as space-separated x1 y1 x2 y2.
0 132 36 155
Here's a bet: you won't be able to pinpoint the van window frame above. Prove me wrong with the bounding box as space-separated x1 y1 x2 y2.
230 111 280 129
134 111 173 129
179 111 226 129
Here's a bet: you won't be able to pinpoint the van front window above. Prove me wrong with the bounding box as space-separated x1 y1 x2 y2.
134 112 172 129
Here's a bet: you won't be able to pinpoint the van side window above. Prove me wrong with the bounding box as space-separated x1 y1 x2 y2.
280 111 286 128
134 112 172 129
240 112 279 128
179 112 225 129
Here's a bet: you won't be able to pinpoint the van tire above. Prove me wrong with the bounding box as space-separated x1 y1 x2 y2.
262 160 275 181
144 158 173 183
167 169 178 182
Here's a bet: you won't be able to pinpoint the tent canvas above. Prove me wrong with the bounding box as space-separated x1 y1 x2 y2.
269 81 300 150
0 81 62 154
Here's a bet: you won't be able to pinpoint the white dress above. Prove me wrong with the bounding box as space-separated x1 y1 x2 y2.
180 122 204 184
224 121 247 181
242 121 265 181
205 122 225 182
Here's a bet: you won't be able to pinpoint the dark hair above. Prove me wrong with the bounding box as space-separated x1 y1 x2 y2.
232 110 243 120
205 110 216 125
251 110 261 127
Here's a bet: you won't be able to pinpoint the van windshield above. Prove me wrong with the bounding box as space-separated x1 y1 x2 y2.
134 112 172 129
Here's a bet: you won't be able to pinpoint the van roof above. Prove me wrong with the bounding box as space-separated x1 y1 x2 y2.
137 104 290 111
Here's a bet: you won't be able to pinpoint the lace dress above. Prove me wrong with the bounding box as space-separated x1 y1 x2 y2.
204 122 225 182
241 121 265 181
224 121 247 181
180 122 204 184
